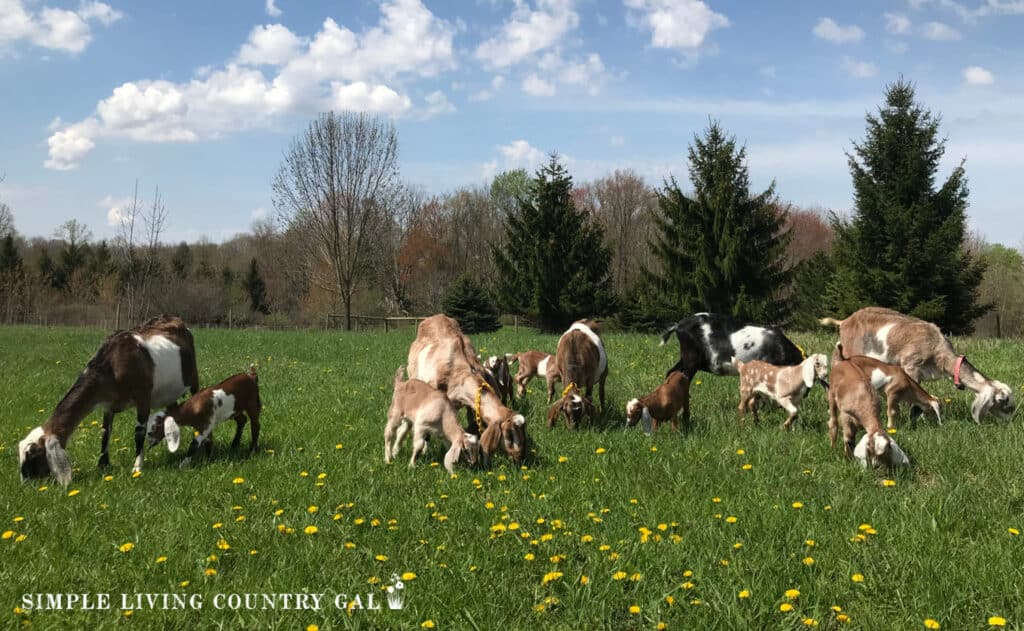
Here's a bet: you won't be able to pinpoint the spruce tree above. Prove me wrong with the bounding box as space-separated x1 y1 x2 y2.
828 79 987 333
0 234 21 274
646 121 792 323
493 155 613 331
242 258 270 314
442 273 501 333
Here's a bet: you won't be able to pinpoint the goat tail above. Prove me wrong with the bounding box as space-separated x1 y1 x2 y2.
658 324 678 346
248 363 258 382
818 316 844 328
393 364 406 388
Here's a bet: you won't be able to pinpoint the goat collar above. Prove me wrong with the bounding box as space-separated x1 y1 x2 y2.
561 382 578 398
474 381 494 423
953 355 966 390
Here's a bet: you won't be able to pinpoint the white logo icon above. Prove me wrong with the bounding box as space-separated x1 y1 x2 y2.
386 574 406 610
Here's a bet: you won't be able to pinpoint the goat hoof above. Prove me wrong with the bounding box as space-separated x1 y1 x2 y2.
98 455 110 468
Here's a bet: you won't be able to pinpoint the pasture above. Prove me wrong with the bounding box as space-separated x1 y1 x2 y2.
1 324 1023 630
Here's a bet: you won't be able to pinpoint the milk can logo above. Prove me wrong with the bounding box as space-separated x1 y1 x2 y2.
385 574 406 610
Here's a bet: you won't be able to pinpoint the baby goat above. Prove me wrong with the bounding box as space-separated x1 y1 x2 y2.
384 366 480 473
733 354 829 430
828 360 910 469
146 365 261 465
834 343 941 428
625 372 691 433
481 355 515 405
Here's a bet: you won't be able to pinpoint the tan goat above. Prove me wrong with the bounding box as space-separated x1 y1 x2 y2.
625 372 691 433
733 354 829 430
833 343 941 428
828 360 911 469
546 320 609 429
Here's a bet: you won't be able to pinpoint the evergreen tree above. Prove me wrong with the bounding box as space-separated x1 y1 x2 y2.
828 79 987 333
0 234 21 274
170 242 193 279
242 258 270 314
493 155 614 331
442 273 500 333
37 249 56 287
645 121 792 323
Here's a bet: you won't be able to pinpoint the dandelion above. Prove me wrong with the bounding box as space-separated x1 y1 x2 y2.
725 516 737 524
803 557 815 566
792 501 804 509
123 610 133 617
803 618 819 627
103 475 113 482
180 581 190 588
629 572 642 582
156 556 167 563
317 473 327 479
720 559 730 567
335 443 344 450
542 571 563 585
595 447 606 454
837 614 851 623
307 626 319 631
232 477 244 484
205 568 217 576
236 515 245 522
274 509 284 516
14 534 26 543
402 572 417 581
212 523 223 529
421 621 435 629
207 554 218 562
988 616 1007 627
738 589 750 599
780 603 794 613
851 573 864 583
250 549 258 556
1009 528 1019 536
806 539 816 547
785 589 800 599
524 553 535 561
712 497 722 503
132 471 142 478
612 571 627 580
580 575 589 584
119 542 135 553
665 595 675 606
682 581 695 590
657 623 667 630
683 570 693 578
741 463 752 471
2 531 13 540
650 446 658 452
733 542 743 550
67 489 80 497
580 534 593 543
882 479 896 487
375 554 388 561
217 539 231 550
924 619 941 629
558 456 568 463
629 605 640 615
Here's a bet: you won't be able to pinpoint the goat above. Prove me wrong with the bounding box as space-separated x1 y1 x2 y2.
18 314 199 485
481 355 515 405
384 366 480 473
660 312 804 379
547 383 596 429
509 351 558 398
733 354 829 430
146 365 261 466
833 342 941 428
407 315 526 465
820 307 1014 423
546 319 608 428
625 372 691 433
828 359 910 469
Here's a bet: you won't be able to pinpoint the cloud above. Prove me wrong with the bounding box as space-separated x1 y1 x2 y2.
920 21 961 40
470 75 505 101
841 56 877 78
474 0 579 68
624 0 729 51
884 12 912 34
45 0 458 169
98 195 133 227
812 17 864 43
522 74 556 97
963 65 995 85
483 139 548 178
265 0 282 17
421 90 455 118
0 0 122 54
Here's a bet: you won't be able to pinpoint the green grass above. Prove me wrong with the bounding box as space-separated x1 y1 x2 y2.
1 325 1023 630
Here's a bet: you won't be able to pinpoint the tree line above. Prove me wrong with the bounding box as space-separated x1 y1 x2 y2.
1 80 1022 335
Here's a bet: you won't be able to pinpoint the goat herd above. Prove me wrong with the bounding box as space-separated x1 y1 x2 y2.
15 308 1018 487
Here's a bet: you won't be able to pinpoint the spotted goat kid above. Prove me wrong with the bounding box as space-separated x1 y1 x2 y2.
733 354 829 430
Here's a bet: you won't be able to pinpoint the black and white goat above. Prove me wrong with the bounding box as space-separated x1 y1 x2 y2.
18 314 199 485
659 312 804 379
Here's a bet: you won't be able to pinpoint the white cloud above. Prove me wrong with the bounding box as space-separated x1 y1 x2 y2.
812 17 864 43
265 0 282 17
0 0 121 54
884 12 912 34
963 65 995 85
45 0 458 169
483 139 547 178
920 21 961 40
841 56 877 78
624 0 729 51
474 0 579 68
251 207 269 222
557 53 606 96
421 90 455 118
522 73 556 97
610 134 626 146
98 195 133 227
470 75 505 102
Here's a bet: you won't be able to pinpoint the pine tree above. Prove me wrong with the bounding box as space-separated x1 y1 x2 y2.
645 121 792 323
442 273 500 333
242 258 269 314
828 79 987 333
0 234 21 274
493 155 614 331
170 242 192 279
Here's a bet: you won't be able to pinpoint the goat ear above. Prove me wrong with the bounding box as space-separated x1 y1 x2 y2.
547 397 566 424
802 359 815 389
44 435 72 486
164 417 181 453
443 445 461 474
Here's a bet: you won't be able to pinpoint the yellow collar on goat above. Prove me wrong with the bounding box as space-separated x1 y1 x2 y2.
795 344 807 360
562 382 578 398
475 380 495 423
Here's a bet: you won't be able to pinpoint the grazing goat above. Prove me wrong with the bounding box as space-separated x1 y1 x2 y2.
734 354 829 430
146 365 261 465
481 355 515 405
18 314 199 485
820 307 1014 423
384 366 480 473
509 351 558 398
625 372 691 433
833 343 941 428
546 320 608 428
660 312 804 379
407 315 526 465
828 360 910 469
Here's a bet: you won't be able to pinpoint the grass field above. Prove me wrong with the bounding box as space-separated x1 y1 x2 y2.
1 324 1023 630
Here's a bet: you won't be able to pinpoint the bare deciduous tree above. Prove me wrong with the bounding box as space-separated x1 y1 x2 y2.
273 111 402 330
588 170 656 294
114 181 167 324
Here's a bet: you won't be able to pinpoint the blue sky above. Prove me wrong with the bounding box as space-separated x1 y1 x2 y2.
1 0 1022 245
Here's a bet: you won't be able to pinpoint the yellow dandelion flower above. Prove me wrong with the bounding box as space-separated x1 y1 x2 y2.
780 603 794 613
307 626 319 631
803 556 815 566
837 614 850 623
629 572 642 581
682 581 695 589
317 473 327 479
887 427 897 435
274 509 284 516
524 553 535 561
119 542 135 553
250 549 258 555
132 471 142 478
1009 528 1019 536
628 605 640 615
304 526 318 535
785 589 800 599
542 571 563 585
595 447 606 454
558 456 568 463
2 531 13 540
402 572 417 581
657 623 667 630
421 621 435 629
882 479 896 487
806 539 816 546
232 477 244 484
792 501 804 509
156 556 167 563
236 515 245 522
308 505 318 514
734 542 743 549
179 581 190 588
67 489 80 497
683 570 693 577
14 534 26 543
720 559 730 567
851 573 864 583
123 610 133 617
924 619 941 629
204 568 217 576
712 497 722 503
580 575 589 584
739 589 750 599
725 516 737 524
989 616 1007 627
217 539 230 550
803 618 819 627
666 595 675 606
212 522 223 529
650 445 658 452
207 554 218 562
103 475 113 482
375 554 387 561
581 534 593 543
741 463 752 470
612 571 627 580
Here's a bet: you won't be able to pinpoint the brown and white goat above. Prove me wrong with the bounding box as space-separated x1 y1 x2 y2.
828 360 911 469
509 351 558 398
821 307 1015 423
481 355 515 405
733 354 829 430
546 320 608 429
407 315 526 465
833 343 941 428
384 366 480 473
18 314 199 485
146 365 261 465
625 372 691 433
